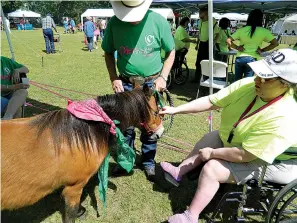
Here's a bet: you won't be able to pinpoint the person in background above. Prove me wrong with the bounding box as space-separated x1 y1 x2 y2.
70 18 75 34
174 17 196 69
215 17 231 62
227 9 279 82
102 0 175 182
20 18 25 30
291 30 296 36
1 56 30 120
93 20 100 49
194 6 219 83
63 18 68 34
41 13 58 54
99 18 106 39
84 17 95 52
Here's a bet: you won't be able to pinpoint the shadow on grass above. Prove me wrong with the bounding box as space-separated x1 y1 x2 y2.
167 68 221 101
24 97 62 117
152 162 254 223
1 173 118 223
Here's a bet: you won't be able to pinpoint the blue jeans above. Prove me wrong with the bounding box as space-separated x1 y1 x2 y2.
122 81 157 168
234 56 256 82
1 94 12 113
43 28 55 53
86 37 93 51
100 29 105 40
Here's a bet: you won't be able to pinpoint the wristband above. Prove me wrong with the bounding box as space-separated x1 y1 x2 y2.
159 74 168 82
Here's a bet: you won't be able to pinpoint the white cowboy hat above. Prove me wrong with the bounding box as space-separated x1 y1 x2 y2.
110 0 153 22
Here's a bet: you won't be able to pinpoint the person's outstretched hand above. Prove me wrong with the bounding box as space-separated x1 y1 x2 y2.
159 106 176 115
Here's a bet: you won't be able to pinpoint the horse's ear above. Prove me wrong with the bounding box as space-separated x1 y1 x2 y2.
143 84 151 97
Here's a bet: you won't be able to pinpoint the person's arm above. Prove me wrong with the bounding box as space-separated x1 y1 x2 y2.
159 96 221 115
154 49 175 91
11 65 29 84
259 39 279 53
214 33 219 44
210 147 258 163
227 37 244 52
105 52 118 82
51 18 58 32
105 51 124 92
1 83 29 92
182 38 197 44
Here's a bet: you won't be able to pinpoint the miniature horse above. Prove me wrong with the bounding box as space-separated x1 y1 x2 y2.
1 86 163 223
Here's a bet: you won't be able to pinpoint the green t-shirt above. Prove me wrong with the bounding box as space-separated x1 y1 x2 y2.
198 18 219 42
209 77 297 164
1 56 23 96
217 28 231 53
102 10 175 78
231 26 275 59
174 26 190 49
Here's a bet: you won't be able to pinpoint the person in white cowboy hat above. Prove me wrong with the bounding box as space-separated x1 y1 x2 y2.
159 48 297 223
102 0 175 181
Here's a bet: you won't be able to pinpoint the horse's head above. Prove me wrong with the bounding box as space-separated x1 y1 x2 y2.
141 84 164 140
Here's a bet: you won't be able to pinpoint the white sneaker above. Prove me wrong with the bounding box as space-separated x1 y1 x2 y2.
95 46 98 49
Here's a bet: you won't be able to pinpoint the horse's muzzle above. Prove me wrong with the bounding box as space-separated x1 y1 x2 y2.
149 124 164 141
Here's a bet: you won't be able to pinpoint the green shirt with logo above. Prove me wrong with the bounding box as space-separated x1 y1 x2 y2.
1 56 23 96
231 26 275 59
102 10 175 78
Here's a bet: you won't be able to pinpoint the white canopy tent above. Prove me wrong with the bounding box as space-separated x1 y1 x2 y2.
220 13 248 21
190 12 222 20
150 8 175 19
272 14 297 34
7 9 41 18
80 9 114 30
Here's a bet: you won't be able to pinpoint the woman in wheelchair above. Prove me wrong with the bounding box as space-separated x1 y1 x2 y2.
174 17 196 68
1 56 29 120
159 49 297 223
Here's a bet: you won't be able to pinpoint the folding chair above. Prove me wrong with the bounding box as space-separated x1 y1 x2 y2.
196 60 228 99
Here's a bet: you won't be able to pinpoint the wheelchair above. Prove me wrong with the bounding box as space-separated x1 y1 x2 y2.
185 150 297 223
205 159 297 223
167 49 190 89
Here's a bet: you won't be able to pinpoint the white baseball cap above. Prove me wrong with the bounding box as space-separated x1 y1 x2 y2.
110 0 152 22
248 48 297 84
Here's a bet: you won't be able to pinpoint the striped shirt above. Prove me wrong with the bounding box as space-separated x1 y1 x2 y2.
42 16 56 29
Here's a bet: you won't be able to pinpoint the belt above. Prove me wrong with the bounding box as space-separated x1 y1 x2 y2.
119 73 160 84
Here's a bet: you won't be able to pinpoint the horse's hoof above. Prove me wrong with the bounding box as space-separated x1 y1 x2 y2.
76 205 86 218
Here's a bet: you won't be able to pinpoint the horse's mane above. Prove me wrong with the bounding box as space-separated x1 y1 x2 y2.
30 88 152 153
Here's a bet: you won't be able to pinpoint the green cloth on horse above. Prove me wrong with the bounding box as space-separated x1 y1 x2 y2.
98 120 136 209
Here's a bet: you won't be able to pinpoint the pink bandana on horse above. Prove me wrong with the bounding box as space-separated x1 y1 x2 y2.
67 99 116 135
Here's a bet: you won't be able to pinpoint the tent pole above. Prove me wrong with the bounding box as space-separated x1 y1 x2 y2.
1 6 15 61
208 0 213 132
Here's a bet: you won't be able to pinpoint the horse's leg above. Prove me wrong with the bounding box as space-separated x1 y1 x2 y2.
62 182 86 223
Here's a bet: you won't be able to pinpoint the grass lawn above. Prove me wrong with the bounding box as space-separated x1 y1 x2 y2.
1 27 289 223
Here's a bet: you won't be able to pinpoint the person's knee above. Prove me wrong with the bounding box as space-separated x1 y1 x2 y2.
201 159 222 180
14 89 28 99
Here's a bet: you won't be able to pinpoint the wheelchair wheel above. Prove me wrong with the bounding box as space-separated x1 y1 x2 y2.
174 61 189 85
266 179 297 223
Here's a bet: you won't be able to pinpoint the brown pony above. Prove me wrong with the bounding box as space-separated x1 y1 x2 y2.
1 86 163 223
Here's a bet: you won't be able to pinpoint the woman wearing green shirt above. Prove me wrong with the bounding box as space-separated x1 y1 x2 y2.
174 17 196 68
215 17 231 62
227 9 279 82
159 49 297 223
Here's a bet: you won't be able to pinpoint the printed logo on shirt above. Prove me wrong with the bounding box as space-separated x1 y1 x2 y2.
145 34 155 46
